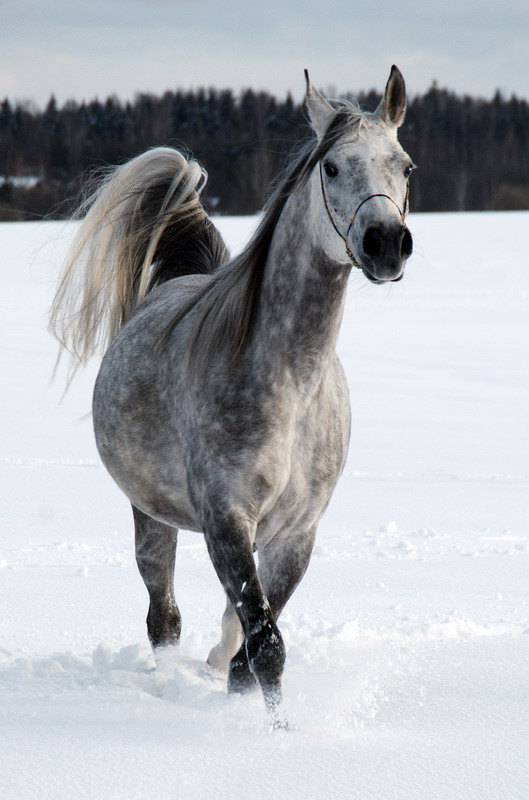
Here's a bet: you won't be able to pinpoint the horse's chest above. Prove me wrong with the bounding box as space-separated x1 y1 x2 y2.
254 395 349 533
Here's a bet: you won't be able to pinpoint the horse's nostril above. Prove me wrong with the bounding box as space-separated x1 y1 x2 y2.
363 226 383 258
363 224 412 265
401 227 413 258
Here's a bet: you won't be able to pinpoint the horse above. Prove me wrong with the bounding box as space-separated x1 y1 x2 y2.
49 66 414 729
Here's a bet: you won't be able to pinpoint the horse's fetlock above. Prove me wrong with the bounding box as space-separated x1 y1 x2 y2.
246 619 286 683
147 598 181 649
228 645 257 694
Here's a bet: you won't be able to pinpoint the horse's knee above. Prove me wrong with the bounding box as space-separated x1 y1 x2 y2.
246 618 286 689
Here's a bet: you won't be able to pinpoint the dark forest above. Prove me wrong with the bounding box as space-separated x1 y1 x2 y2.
1 83 529 220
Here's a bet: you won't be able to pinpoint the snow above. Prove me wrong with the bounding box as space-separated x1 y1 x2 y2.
1 212 528 799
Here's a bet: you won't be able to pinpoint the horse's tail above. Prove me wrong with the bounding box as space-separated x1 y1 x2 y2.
49 146 228 377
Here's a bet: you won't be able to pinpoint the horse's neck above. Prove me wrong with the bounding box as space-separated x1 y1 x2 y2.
255 180 351 388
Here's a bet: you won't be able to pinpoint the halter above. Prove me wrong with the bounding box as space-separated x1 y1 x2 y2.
319 162 410 268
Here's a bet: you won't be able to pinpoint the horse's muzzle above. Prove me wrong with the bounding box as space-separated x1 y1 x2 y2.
361 223 413 282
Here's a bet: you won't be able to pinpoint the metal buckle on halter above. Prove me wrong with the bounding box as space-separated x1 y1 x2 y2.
345 245 360 267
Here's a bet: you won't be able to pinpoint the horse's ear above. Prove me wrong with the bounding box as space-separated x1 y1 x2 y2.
304 69 335 138
376 65 406 128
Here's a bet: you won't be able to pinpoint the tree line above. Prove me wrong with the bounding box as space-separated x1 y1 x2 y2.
1 82 529 221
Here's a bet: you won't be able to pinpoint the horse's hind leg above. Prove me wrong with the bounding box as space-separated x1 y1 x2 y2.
228 526 317 693
207 596 243 672
132 505 181 649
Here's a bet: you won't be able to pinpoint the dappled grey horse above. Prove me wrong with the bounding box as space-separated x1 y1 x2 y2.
50 66 414 728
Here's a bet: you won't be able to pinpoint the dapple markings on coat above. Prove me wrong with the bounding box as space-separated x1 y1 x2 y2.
50 66 414 729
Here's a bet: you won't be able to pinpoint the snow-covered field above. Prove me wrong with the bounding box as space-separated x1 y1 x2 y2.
1 212 528 799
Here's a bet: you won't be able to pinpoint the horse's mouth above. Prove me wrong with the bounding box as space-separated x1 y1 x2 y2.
362 267 404 284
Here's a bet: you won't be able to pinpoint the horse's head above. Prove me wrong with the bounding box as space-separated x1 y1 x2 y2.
305 66 414 283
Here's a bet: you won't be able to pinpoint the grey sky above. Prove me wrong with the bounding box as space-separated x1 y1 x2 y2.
2 0 528 106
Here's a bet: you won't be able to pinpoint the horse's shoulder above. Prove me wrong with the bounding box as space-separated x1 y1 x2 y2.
322 354 350 403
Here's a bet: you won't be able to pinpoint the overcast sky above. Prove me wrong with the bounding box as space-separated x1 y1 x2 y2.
2 0 528 107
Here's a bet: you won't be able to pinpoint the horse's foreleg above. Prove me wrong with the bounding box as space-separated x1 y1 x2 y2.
259 527 317 618
132 505 181 649
227 526 317 693
203 513 286 727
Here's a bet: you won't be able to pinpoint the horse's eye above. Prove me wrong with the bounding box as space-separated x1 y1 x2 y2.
324 161 338 178
404 164 416 179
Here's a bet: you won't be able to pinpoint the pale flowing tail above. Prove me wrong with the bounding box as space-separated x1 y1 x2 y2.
49 146 228 380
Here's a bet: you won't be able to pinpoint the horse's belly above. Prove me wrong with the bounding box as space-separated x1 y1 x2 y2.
95 424 201 531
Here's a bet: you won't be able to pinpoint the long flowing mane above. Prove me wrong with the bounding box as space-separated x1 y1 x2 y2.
162 103 367 373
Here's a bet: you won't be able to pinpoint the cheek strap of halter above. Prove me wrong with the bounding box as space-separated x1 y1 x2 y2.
319 162 409 267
